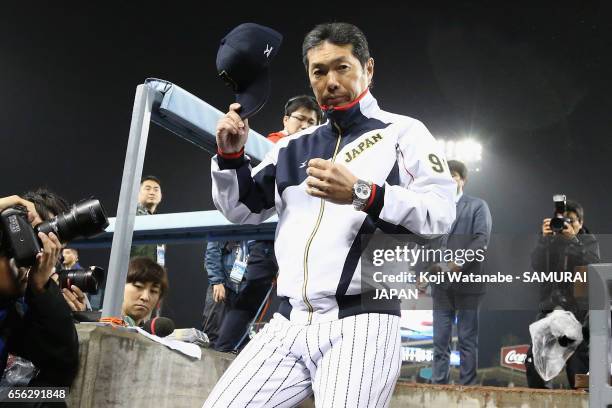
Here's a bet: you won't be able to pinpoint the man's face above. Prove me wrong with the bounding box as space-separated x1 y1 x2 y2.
451 171 465 195
122 281 161 324
565 211 583 235
283 107 319 135
138 180 162 210
307 41 373 108
62 249 78 267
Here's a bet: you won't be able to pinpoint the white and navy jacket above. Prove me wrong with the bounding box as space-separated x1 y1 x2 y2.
211 91 456 324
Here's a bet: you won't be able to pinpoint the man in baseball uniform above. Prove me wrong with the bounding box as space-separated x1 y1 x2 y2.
204 22 456 408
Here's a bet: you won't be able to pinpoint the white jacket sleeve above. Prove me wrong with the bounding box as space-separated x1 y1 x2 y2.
211 147 277 225
365 120 456 236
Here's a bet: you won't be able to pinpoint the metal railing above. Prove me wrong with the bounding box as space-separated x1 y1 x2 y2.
100 79 274 318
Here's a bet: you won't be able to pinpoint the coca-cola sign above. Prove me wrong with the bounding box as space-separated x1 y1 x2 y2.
500 345 529 372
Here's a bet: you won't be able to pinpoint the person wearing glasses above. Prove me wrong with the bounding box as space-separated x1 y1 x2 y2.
266 95 322 143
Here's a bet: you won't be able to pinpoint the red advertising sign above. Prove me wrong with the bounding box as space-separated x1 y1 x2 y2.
500 345 529 372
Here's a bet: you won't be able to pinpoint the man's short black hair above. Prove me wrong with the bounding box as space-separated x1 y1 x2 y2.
566 200 584 223
63 247 79 256
127 256 169 299
22 188 69 221
302 22 371 69
141 175 161 187
0 189 68 256
284 95 322 124
448 160 468 181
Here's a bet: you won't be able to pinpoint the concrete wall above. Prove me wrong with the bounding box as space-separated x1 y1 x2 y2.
390 383 588 408
70 325 233 408
70 325 588 408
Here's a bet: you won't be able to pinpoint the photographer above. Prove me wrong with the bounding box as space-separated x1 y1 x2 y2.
525 199 600 389
56 248 106 313
0 191 79 396
52 272 90 313
61 248 81 271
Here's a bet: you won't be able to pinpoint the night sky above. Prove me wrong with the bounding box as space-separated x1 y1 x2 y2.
2 2 611 369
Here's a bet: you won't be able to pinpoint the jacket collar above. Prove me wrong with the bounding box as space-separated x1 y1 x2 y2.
454 195 469 226
137 203 153 215
322 89 379 133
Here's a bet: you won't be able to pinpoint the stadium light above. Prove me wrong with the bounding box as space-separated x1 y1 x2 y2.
437 138 482 171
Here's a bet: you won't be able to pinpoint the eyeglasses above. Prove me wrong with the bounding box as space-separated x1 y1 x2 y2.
288 115 317 126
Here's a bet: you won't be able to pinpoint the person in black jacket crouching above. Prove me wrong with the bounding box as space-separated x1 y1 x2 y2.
0 191 79 406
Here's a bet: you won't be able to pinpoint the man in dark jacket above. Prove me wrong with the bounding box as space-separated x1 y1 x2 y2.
130 175 164 263
431 160 493 385
201 240 242 345
0 191 79 405
525 199 599 389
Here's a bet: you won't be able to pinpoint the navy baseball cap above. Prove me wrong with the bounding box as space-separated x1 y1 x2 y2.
216 23 283 119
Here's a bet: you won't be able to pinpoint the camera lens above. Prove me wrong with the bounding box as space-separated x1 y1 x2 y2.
37 199 109 243
59 266 105 293
550 217 566 233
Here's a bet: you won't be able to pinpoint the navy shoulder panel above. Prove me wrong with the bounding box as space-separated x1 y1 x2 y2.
276 127 335 197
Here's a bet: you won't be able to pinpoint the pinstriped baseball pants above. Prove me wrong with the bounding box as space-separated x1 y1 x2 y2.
203 312 401 408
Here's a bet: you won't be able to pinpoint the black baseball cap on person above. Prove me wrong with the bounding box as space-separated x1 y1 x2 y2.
216 23 283 119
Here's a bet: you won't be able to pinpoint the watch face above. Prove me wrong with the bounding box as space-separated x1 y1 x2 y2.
355 183 371 200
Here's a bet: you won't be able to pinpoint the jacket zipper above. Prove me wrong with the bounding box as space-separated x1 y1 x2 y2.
302 123 343 324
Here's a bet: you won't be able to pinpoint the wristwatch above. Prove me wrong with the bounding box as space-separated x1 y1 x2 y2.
352 179 373 211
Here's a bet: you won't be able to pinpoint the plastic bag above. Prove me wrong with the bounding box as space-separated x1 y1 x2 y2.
529 310 583 381
0 355 38 388
167 328 210 347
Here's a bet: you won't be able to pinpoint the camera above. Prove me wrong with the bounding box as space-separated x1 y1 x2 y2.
550 194 570 233
0 198 109 267
57 266 105 294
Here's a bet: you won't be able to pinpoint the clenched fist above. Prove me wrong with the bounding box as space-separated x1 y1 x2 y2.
305 158 359 204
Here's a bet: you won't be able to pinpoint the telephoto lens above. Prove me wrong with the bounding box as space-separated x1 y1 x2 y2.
37 198 109 242
0 198 109 268
58 266 105 293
